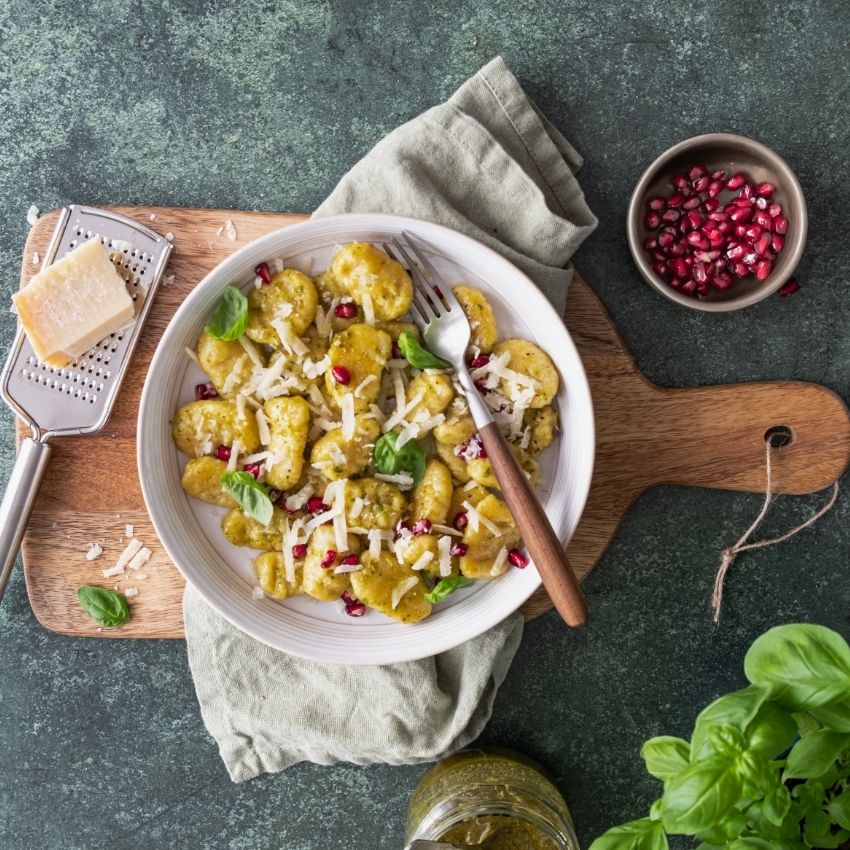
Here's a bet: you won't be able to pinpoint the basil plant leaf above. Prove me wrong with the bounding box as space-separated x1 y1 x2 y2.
205 284 249 341
220 470 273 526
690 685 766 760
810 698 850 733
745 701 799 759
397 331 451 370
784 729 850 780
425 575 475 604
373 431 427 484
661 756 742 835
640 737 691 782
588 818 669 850
744 623 850 711
77 585 131 627
827 787 850 831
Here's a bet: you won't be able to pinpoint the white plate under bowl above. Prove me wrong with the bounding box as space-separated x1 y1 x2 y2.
138 214 595 665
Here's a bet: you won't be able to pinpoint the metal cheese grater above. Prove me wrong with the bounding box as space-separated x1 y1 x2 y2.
0 205 173 600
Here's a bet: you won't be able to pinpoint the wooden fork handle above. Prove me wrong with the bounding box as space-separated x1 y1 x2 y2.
478 422 588 627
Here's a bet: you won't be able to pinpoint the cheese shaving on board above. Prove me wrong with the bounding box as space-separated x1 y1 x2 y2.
114 538 143 570
128 547 152 571
391 576 420 609
85 543 103 561
124 586 140 598
437 535 453 576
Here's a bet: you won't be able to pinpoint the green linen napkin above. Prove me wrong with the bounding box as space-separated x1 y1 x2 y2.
184 56 597 782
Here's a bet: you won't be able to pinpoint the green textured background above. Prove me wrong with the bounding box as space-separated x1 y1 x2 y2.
1 2 849 848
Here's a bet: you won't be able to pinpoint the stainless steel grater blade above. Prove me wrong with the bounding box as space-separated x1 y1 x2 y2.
0 205 173 599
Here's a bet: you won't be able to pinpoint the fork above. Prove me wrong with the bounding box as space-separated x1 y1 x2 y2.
386 232 588 627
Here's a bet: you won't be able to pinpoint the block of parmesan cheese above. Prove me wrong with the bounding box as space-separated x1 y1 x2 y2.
12 238 135 367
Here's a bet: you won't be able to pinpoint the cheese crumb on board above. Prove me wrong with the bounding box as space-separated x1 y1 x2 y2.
124 524 134 538
124 586 140 598
12 238 135 368
85 543 103 561
128 547 152 571
32 251 40 266
26 205 39 225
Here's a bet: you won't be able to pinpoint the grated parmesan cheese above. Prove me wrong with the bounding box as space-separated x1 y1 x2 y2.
124 586 140 598
303 355 331 381
490 547 509 577
223 219 237 241
271 319 308 356
462 500 481 532
85 543 103 561
238 336 263 367
227 438 241 471
368 528 382 559
349 497 365 519
284 483 314 512
437 535 453 577
361 291 375 325
432 524 462 537
124 524 134 537
252 586 265 600
102 563 126 578
108 538 143 575
305 506 341 534
374 472 415 489
340 393 356 440
221 353 249 395
410 551 434 572
26 204 39 225
391 576 420 609
314 303 331 337
32 251 40 265
255 409 271 446
235 394 247 419
383 391 425 433
354 374 377 398
184 346 202 368
128 547 152 571
333 561 363 575
368 403 386 426
240 450 272 465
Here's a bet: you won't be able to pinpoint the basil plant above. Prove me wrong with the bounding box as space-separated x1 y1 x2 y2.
591 624 850 850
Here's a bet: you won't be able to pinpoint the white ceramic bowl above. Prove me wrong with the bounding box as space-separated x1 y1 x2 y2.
138 214 595 664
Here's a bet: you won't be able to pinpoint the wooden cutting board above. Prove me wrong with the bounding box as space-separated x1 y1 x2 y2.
15 207 850 637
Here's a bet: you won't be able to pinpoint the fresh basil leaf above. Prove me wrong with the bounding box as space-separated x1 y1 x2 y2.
784 729 850 779
804 808 848 848
811 698 850 732
736 750 775 798
705 724 747 760
826 788 850 830
588 818 669 850
373 431 426 484
220 470 273 525
397 331 451 370
205 285 248 341
640 737 690 782
745 702 798 759
690 686 767 760
77 585 131 627
661 756 743 835
425 576 474 604
744 624 850 711
760 784 792 827
793 779 826 811
727 838 782 850
648 800 663 822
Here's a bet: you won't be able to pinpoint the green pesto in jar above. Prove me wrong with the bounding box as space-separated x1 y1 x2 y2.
405 748 578 850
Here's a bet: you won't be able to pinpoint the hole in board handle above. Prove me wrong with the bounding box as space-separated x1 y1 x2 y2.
764 425 794 448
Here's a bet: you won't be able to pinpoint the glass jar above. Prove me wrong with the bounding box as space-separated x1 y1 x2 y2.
404 747 580 849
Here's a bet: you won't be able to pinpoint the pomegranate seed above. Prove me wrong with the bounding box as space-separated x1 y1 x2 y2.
741 182 755 199
243 462 262 479
693 262 707 284
672 173 689 191
756 182 776 198
729 206 752 223
345 601 366 617
450 542 468 557
453 511 469 531
331 365 351 385
773 216 788 234
708 231 725 249
195 382 218 400
779 277 801 297
321 550 337 569
647 197 666 210
686 210 703 228
469 355 490 369
341 554 360 566
712 271 734 290
693 174 710 193
754 232 772 256
669 258 689 279
711 169 727 180
754 260 773 281
215 444 231 461
667 192 684 208
254 262 272 284
508 549 529 569
768 202 783 217
341 590 355 604
680 279 697 295
753 210 773 230
708 211 729 222
703 197 720 212
683 195 702 210
687 164 706 181
391 341 402 358
657 230 675 248
772 234 785 252
726 172 747 190
395 520 411 538
731 262 749 278
742 252 758 266
667 241 686 257
694 250 721 263
334 302 358 319
707 180 724 198
754 196 768 210
651 261 669 279
292 543 307 559
307 495 329 514
686 232 709 250
411 518 432 536
743 224 763 242
715 220 732 234
660 209 681 223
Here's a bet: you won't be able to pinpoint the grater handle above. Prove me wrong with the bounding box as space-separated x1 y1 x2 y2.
0 438 52 601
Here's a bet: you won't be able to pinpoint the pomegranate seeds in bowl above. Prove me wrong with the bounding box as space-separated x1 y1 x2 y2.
643 166 787 300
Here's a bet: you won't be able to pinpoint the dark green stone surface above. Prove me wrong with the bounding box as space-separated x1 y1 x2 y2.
1 2 849 848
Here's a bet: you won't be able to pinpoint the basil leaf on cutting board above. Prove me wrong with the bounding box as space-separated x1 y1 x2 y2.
425 575 474 604
77 586 131 627
373 432 427 484
397 331 451 370
220 470 273 525
205 285 248 341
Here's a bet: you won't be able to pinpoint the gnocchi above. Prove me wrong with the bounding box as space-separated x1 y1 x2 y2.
174 243 563 623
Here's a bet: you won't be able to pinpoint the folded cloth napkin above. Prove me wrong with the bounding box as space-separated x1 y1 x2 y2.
184 55 597 782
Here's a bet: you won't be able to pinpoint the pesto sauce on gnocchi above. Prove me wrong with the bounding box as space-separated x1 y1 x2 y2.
172 242 562 623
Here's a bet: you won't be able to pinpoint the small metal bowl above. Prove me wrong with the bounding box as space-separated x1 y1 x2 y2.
627 133 807 312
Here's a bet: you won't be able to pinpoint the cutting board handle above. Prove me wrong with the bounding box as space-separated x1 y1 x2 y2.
631 380 850 495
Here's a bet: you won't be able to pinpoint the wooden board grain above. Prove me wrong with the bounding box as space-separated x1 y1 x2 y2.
15 207 850 636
